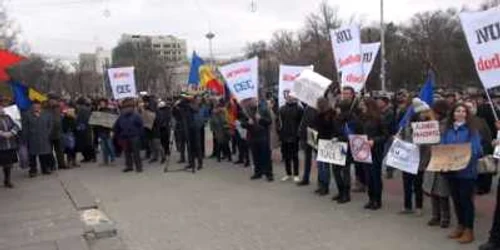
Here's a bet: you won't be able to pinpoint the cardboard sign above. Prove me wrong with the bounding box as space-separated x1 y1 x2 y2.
460 8 500 89
219 57 259 102
385 138 420 174
427 143 472 172
293 70 332 108
307 127 318 149
3 105 21 128
89 111 119 129
348 134 372 164
411 121 440 144
330 25 364 92
317 139 348 166
278 65 313 107
361 42 380 86
108 67 137 100
141 110 156 130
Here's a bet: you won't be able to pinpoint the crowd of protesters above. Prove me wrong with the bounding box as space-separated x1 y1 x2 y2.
1 82 500 249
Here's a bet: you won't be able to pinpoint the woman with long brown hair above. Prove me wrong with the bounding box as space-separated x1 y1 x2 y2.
357 98 388 210
443 103 482 244
313 97 338 196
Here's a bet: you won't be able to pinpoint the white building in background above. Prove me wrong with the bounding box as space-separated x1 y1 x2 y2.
119 34 188 64
78 47 112 74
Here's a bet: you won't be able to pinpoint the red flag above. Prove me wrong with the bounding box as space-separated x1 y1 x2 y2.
0 50 25 81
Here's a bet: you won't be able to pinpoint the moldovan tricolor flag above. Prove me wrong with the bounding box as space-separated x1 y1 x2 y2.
460 8 500 89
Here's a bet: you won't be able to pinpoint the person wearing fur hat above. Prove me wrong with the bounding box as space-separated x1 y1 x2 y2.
398 98 434 216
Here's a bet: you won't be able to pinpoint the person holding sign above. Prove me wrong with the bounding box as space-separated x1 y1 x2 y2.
442 104 483 244
356 98 389 210
313 97 339 196
398 98 435 216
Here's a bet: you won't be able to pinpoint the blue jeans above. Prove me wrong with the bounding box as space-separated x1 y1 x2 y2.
449 177 475 229
99 135 115 164
317 161 331 188
302 145 313 182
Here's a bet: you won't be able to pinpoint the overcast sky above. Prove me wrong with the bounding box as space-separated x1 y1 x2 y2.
7 0 480 61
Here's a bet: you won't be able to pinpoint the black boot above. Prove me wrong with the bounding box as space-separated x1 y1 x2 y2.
3 167 13 188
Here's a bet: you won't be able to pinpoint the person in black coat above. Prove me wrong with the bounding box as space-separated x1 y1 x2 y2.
242 98 274 182
297 104 318 186
114 98 144 173
75 98 95 163
277 94 303 182
313 97 339 196
357 98 390 210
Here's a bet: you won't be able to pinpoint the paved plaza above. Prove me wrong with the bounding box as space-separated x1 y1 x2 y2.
0 146 497 250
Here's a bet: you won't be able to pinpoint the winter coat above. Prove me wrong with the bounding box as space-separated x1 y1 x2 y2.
0 114 20 151
313 110 339 140
241 105 272 143
298 105 318 142
47 107 63 140
114 110 144 139
210 111 231 144
277 102 303 143
75 105 93 151
441 123 482 179
154 106 172 138
473 115 493 155
22 111 53 155
356 115 389 164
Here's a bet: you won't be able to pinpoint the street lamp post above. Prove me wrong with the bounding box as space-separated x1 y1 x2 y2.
380 0 386 92
205 32 215 69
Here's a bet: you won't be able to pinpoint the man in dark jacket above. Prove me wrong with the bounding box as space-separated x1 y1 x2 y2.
296 104 317 186
176 94 203 171
47 95 67 170
173 98 187 163
114 98 144 173
76 98 95 163
277 93 303 182
149 101 168 164
242 98 274 182
23 101 54 177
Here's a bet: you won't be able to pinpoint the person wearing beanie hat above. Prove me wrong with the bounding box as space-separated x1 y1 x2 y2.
412 98 431 113
398 98 436 217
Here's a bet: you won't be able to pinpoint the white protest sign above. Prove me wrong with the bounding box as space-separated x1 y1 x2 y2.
293 69 332 108
361 42 380 87
317 139 348 166
495 130 500 159
348 134 372 164
278 65 313 107
330 25 364 92
460 9 500 89
4 105 21 128
411 121 440 144
219 57 259 102
385 138 420 174
108 67 137 100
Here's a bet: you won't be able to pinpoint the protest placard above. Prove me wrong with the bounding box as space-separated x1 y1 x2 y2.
219 57 259 102
348 134 372 163
385 138 420 174
460 8 500 90
3 105 21 128
317 139 347 166
307 127 318 149
293 70 331 108
89 112 119 129
141 110 156 130
108 67 137 100
427 143 471 172
361 42 380 87
330 25 364 92
411 121 440 144
278 65 313 107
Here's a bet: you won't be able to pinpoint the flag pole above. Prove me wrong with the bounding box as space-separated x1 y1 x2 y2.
485 89 499 121
380 0 386 92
